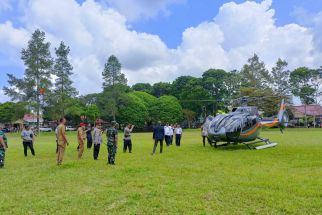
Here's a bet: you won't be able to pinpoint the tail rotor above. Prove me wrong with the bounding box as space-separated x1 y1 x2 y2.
277 99 289 133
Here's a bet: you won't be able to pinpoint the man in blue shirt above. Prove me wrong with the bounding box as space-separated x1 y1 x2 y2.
152 121 165 155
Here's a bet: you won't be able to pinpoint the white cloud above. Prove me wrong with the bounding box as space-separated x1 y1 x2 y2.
0 90 10 103
290 6 322 66
175 21 229 75
212 0 316 70
0 21 29 66
0 0 321 99
103 0 185 22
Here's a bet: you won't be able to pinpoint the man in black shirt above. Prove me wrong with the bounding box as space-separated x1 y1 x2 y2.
152 121 165 155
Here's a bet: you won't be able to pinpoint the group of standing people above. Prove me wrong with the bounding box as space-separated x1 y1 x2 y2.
164 124 183 147
55 118 126 166
0 119 209 168
152 122 182 155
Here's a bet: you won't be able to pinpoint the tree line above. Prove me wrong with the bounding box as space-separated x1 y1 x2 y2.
2 29 322 128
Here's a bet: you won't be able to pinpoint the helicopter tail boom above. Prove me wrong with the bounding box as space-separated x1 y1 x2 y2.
261 99 288 132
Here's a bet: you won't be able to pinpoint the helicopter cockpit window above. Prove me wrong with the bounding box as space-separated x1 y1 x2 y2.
242 115 257 131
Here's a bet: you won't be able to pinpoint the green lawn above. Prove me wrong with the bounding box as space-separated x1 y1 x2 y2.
1 129 321 214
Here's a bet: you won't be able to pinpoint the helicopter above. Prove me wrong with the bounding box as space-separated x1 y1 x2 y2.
203 97 289 150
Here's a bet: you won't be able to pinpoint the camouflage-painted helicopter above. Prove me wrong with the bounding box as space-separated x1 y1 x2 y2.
204 97 288 150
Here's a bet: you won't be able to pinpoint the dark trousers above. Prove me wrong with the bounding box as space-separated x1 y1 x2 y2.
107 144 117 164
202 136 207 147
87 136 93 149
153 139 163 154
23 141 35 156
202 136 211 146
123 139 132 153
0 149 5 168
170 135 173 145
176 134 181 146
93 144 101 160
56 140 58 153
165 135 170 146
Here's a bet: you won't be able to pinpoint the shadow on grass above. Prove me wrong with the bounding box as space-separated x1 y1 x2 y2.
211 144 255 151
55 162 81 169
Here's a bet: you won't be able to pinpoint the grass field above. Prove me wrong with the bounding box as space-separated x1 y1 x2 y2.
0 128 322 214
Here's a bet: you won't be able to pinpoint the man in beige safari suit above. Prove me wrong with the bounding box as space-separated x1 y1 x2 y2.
77 123 86 159
57 117 69 165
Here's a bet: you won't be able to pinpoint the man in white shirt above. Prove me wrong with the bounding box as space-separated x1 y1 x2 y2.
21 125 35 157
201 124 208 147
174 124 183 146
164 124 171 146
169 124 174 145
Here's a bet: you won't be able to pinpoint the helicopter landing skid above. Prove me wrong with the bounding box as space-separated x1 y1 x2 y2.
213 142 230 148
243 137 278 150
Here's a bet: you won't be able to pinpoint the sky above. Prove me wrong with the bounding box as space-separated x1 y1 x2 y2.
1 0 322 102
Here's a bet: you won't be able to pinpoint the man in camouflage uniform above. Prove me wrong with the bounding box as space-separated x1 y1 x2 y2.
107 121 118 165
0 129 8 168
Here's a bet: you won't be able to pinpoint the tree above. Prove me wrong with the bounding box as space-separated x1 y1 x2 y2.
225 70 242 100
3 29 53 131
131 83 152 94
84 104 101 123
13 102 28 122
129 91 158 124
97 84 130 121
172 76 211 116
0 102 15 123
64 98 86 125
202 69 229 114
271 58 290 96
0 102 27 123
151 82 172 97
290 67 322 104
51 41 77 116
171 76 197 97
102 55 127 88
239 87 281 116
101 55 128 121
240 54 271 89
182 109 196 128
119 94 149 128
150 96 183 124
79 93 100 106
